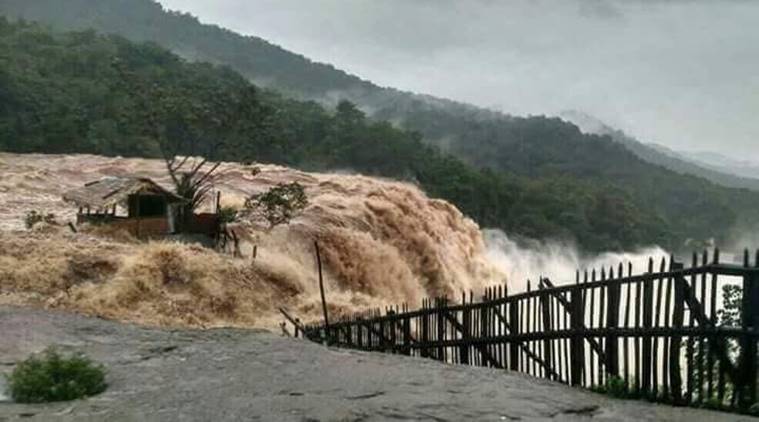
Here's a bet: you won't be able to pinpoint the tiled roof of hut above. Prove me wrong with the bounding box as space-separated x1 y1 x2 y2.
63 177 185 209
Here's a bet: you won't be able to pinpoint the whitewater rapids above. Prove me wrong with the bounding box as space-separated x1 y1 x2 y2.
0 153 503 328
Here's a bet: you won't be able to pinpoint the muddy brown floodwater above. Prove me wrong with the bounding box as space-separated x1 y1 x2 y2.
0 153 502 329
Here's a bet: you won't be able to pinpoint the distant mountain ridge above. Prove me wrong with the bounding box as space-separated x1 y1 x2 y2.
4 0 759 252
679 150 759 181
6 0 747 199
4 18 694 253
560 110 759 191
0 0 473 112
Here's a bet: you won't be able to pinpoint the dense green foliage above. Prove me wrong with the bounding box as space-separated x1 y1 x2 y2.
6 349 107 403
3 0 758 252
0 0 370 99
246 182 309 229
3 2 755 179
397 107 759 244
0 18 757 252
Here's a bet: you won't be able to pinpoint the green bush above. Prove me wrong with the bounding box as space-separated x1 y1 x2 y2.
604 376 629 398
24 210 57 229
590 376 638 400
218 206 239 224
6 348 107 403
245 182 308 229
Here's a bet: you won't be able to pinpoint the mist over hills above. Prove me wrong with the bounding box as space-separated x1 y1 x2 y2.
1 18 657 253
560 110 759 192
678 151 759 182
2 0 759 253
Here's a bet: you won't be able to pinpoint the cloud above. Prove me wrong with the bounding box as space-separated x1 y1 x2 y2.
578 0 624 19
159 0 759 162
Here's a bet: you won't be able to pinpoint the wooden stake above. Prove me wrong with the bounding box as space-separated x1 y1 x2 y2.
231 230 241 257
315 241 330 329
279 307 307 337
135 196 141 239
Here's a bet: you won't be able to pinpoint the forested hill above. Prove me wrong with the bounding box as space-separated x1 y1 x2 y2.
561 111 759 192
1 18 758 253
0 0 384 100
5 0 757 194
0 18 671 252
0 0 580 140
2 0 756 187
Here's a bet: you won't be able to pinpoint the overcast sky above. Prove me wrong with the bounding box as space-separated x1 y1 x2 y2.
159 0 759 162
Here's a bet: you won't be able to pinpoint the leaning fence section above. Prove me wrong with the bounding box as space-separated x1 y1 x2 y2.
304 249 759 413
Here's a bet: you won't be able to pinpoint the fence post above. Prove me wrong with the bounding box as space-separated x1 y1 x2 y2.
509 298 520 372
436 298 445 361
421 300 430 358
391 310 399 354
368 315 375 351
403 312 411 356
540 283 553 380
570 285 585 386
739 251 759 408
481 294 491 367
670 262 686 404
372 312 378 350
314 241 330 340
356 317 363 349
461 293 470 365
379 316 386 352
606 276 621 378
642 269 655 395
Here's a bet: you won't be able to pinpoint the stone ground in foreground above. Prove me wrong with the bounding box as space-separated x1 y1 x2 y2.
0 306 754 421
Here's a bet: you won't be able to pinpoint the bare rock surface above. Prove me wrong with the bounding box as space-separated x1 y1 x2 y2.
0 306 753 421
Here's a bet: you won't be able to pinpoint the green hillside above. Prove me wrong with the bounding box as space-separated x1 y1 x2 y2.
0 0 377 99
1 11 757 252
2 0 752 188
561 111 759 191
5 0 754 195
2 18 687 251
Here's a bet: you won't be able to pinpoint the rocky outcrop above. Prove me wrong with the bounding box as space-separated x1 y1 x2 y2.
0 307 751 421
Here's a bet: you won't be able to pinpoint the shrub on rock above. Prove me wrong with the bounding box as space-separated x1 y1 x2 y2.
6 348 106 403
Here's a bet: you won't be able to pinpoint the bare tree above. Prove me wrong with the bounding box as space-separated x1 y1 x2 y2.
112 58 265 231
163 155 222 229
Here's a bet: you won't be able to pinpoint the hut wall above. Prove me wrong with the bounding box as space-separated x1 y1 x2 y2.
111 217 170 237
188 213 220 236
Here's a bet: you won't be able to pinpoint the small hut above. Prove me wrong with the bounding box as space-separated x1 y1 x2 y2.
63 177 186 237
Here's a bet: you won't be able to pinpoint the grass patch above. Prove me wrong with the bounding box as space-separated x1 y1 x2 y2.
591 376 629 399
590 376 659 401
6 348 107 403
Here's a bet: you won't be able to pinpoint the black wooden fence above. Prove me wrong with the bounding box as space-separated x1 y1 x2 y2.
304 249 759 413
